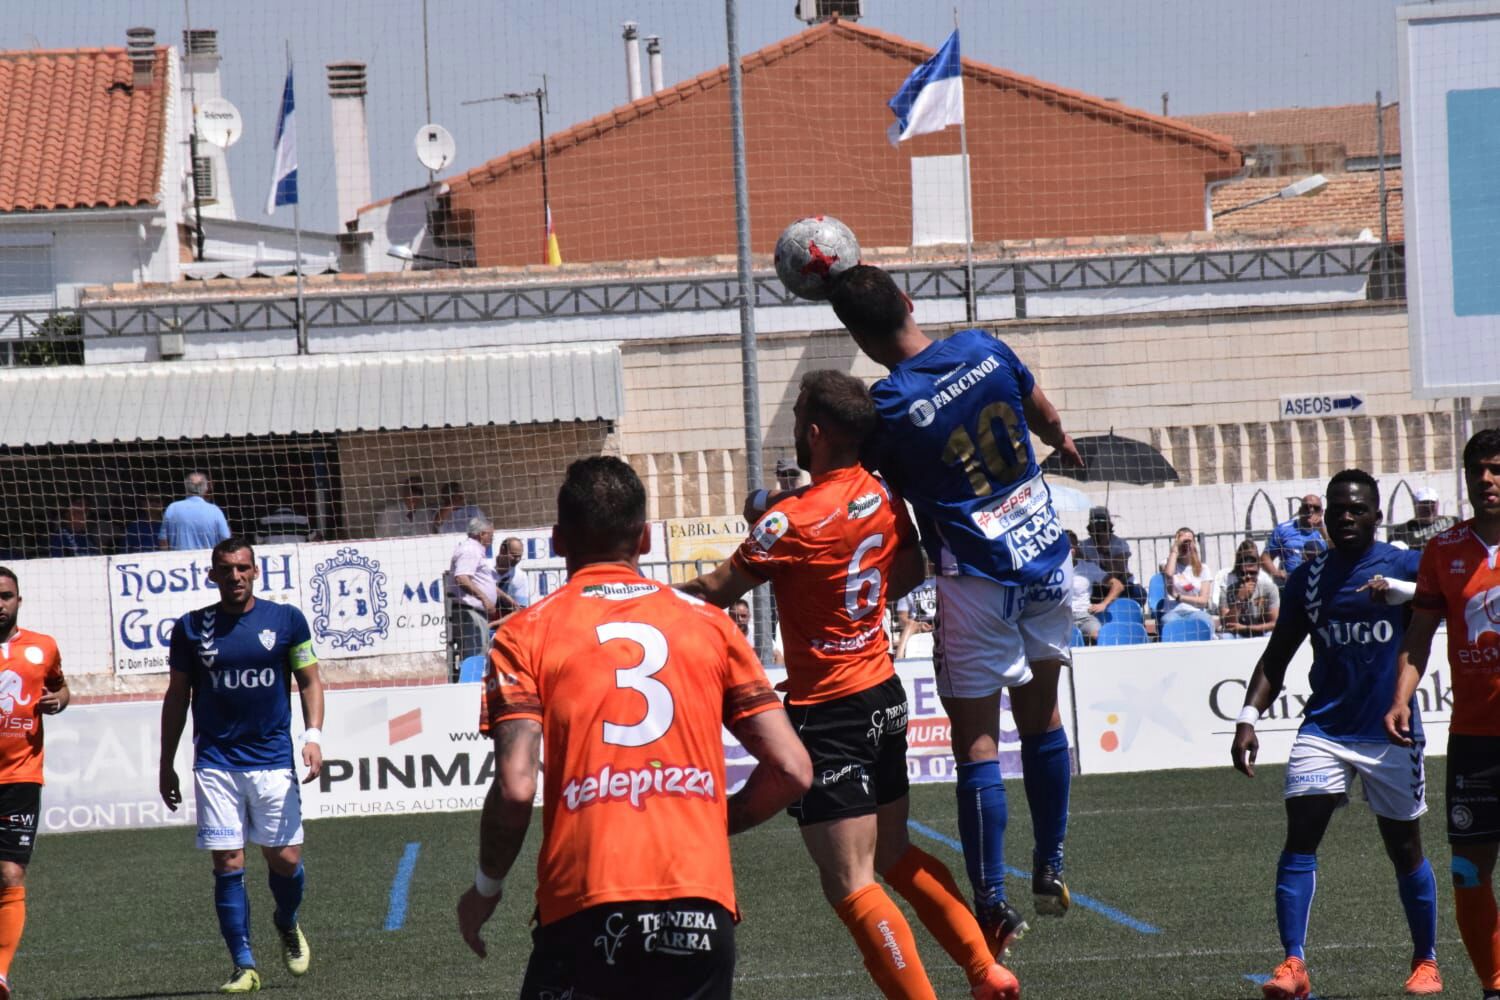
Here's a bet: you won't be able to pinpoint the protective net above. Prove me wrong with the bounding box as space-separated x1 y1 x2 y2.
0 1 1495 689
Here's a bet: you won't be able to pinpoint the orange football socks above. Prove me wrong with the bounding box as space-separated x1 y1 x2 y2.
0 885 25 976
1455 882 1500 990
835 882 937 1000
884 844 995 986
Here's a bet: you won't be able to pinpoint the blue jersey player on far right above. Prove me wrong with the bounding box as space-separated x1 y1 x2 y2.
830 264 1084 959
1231 469 1442 999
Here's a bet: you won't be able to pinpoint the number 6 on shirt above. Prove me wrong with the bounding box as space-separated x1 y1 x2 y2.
599 622 675 748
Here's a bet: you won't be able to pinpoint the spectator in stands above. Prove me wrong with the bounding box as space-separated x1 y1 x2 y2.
159 471 231 552
728 599 751 636
448 517 497 661
775 458 801 492
1388 487 1458 552
376 476 431 538
121 494 166 554
1081 506 1143 601
1069 530 1123 642
1217 539 1280 638
493 536 533 618
49 495 102 558
1160 527 1216 632
894 571 937 658
433 482 486 535
1262 494 1328 585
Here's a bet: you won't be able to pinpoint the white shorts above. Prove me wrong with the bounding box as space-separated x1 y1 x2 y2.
933 559 1074 699
1283 732 1428 822
195 767 305 850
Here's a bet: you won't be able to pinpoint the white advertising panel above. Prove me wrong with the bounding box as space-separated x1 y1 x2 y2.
299 536 454 659
8 556 113 675
107 546 300 674
1070 637 1452 775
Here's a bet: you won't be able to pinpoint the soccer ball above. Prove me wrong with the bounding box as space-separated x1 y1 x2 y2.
773 215 860 301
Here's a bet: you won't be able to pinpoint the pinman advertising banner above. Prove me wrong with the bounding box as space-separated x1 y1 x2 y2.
107 546 300 675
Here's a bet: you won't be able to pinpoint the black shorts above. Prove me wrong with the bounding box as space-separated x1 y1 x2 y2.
520 897 735 1000
1447 734 1500 843
0 783 40 865
786 674 910 827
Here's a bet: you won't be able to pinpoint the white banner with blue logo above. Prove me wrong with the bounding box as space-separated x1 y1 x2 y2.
107 546 300 675
299 536 452 660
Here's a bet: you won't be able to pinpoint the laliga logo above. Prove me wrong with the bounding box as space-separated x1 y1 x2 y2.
1463 585 1500 644
0 671 31 715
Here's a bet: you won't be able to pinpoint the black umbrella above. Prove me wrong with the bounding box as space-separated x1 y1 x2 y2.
1039 432 1179 485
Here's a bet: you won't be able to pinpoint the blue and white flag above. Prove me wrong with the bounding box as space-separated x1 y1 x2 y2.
265 64 297 215
887 30 964 146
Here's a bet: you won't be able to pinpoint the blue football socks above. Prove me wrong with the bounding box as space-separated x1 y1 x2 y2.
1397 858 1438 962
1275 851 1318 961
955 759 1008 904
269 863 306 932
1020 726 1071 871
214 869 255 969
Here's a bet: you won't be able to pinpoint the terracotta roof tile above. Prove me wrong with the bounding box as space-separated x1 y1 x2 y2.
0 46 170 212
362 19 1238 213
1181 103 1399 162
1210 169 1403 240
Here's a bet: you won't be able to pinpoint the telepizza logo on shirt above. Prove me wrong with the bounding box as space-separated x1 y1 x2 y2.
906 356 999 428
561 761 717 811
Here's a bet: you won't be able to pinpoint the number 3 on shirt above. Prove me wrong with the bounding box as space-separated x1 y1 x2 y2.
599 622 675 748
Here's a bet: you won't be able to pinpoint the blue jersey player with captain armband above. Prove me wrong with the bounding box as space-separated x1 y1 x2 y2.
830 264 1085 959
160 536 326 995
1231 469 1442 999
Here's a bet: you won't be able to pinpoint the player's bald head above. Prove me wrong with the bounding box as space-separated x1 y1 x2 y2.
557 456 648 563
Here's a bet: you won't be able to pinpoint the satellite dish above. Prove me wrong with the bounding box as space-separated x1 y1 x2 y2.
196 98 242 148
415 124 456 172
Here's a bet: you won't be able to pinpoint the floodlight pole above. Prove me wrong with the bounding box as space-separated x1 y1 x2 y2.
725 0 772 664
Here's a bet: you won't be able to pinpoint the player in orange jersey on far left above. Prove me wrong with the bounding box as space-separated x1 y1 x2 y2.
0 566 70 1000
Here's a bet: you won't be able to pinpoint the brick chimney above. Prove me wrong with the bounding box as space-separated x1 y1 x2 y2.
327 62 373 230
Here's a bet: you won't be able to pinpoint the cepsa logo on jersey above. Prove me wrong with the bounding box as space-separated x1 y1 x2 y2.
846 493 883 521
752 512 790 552
561 761 717 812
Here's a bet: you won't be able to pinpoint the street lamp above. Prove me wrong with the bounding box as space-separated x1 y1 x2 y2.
463 78 552 264
1213 173 1330 219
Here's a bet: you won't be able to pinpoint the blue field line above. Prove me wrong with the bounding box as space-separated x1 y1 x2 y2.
906 819 1161 935
384 841 422 931
1244 972 1321 999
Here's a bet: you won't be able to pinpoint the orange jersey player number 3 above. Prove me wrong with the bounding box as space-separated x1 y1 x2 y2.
480 566 780 926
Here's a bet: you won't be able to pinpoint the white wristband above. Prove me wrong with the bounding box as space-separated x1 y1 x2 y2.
299 728 322 746
474 867 505 899
1384 578 1417 605
1236 705 1260 727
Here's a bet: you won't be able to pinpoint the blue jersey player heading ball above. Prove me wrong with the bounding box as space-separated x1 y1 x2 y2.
159 536 325 995
1231 469 1442 999
830 264 1084 958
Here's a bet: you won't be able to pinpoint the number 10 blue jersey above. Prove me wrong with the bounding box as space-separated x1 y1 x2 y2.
868 329 1068 586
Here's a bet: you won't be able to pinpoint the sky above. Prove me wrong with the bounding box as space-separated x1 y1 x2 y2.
5 0 1416 234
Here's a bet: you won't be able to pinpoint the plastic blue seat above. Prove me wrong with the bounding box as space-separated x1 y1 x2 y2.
1096 621 1149 646
1160 616 1214 643
1101 599 1144 625
457 654 488 683
1070 626 1085 647
1146 574 1168 620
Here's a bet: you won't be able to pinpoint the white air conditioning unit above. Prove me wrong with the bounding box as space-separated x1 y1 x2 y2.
796 0 863 24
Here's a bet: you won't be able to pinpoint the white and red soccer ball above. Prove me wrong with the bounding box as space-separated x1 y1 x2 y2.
773 215 861 301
